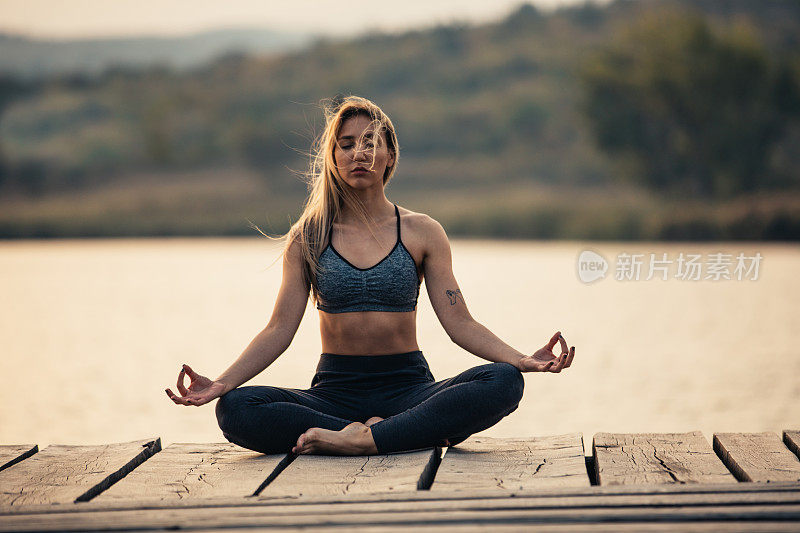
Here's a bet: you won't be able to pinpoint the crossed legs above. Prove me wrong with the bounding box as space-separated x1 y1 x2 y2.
215 362 525 455
214 386 355 454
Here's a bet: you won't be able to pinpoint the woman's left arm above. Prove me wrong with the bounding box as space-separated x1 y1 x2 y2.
421 216 574 373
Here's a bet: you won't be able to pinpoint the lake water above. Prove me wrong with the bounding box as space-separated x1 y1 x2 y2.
1 238 798 451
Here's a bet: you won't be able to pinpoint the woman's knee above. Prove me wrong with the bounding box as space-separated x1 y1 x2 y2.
214 388 286 453
490 362 525 405
214 386 253 433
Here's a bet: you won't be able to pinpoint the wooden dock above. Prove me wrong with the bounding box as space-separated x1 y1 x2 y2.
2 431 800 531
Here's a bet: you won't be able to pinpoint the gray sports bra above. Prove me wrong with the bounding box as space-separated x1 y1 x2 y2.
316 204 421 313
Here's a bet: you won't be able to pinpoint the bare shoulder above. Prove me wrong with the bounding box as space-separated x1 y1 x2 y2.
282 230 306 268
397 205 449 260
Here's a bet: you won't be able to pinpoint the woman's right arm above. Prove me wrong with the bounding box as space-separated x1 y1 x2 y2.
166 236 310 406
214 236 310 393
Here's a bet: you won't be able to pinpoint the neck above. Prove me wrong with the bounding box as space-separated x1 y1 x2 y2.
339 186 394 224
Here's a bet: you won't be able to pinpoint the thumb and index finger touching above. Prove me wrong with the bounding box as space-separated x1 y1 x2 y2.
547 330 569 351
555 332 576 367
176 367 189 396
544 331 576 372
546 330 573 355
545 331 561 351
182 364 202 380
165 364 205 406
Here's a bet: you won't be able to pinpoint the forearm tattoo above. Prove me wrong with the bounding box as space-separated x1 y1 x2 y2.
445 289 464 305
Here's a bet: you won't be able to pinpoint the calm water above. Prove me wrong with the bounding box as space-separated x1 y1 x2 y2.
1 238 798 450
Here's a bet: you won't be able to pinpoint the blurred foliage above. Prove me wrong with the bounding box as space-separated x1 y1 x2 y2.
580 6 800 198
0 0 799 239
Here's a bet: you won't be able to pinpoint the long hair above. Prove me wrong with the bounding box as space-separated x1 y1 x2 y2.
263 95 400 305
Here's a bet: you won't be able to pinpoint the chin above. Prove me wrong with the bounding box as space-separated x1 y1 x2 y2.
344 177 380 189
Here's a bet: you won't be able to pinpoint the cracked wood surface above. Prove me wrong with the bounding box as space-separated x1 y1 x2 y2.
0 438 159 506
94 443 286 502
431 434 589 491
259 448 439 498
714 432 800 482
593 432 736 485
0 446 37 473
785 431 800 459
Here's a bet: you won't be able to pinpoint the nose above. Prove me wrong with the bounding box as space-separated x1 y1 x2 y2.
353 144 369 161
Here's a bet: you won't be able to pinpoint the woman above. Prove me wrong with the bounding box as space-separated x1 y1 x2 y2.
165 95 575 456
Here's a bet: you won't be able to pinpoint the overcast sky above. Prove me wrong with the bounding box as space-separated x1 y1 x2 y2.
0 0 612 39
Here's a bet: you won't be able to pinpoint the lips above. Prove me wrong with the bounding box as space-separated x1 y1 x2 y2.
352 166 369 172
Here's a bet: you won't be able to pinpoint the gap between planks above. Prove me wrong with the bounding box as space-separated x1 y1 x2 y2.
0 445 37 473
258 447 442 498
0 438 161 506
714 432 800 483
2 430 800 506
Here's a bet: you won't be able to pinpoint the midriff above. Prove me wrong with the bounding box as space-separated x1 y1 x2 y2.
319 309 420 355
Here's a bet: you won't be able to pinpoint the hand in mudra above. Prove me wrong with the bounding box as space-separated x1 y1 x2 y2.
165 364 228 406
517 331 575 373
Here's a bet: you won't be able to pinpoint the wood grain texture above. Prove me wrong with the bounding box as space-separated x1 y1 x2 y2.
3 479 799 517
94 443 287 502
259 448 440 498
146 524 800 533
784 431 800 459
0 438 160 506
431 434 589 491
3 480 800 516
593 432 736 485
0 446 37 473
2 497 800 531
714 432 800 483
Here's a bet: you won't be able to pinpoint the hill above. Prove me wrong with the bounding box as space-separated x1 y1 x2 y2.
0 0 798 240
0 28 314 79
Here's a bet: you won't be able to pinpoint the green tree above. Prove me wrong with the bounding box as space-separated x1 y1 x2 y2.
579 8 800 197
0 75 40 191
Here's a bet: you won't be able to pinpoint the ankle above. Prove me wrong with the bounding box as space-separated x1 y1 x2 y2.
357 425 378 454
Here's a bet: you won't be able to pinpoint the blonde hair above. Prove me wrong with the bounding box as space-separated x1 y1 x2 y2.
259 95 400 304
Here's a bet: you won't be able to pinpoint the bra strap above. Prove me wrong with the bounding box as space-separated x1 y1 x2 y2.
394 203 401 240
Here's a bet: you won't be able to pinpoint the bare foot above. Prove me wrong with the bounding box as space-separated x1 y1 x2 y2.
292 422 378 455
364 416 384 427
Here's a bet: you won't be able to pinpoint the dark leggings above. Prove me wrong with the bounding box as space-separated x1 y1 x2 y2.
214 350 524 454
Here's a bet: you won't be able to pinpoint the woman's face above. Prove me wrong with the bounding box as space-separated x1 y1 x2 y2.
333 114 394 188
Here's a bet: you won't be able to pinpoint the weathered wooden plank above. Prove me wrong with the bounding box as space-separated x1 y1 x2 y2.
0 438 160 506
0 445 38 473
183 524 800 533
593 432 736 485
185 524 800 533
259 448 440 497
3 487 800 533
714 432 800 483
2 500 800 531
93 443 288 502
784 431 800 459
431 434 589 491
19 487 800 516
4 480 800 516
